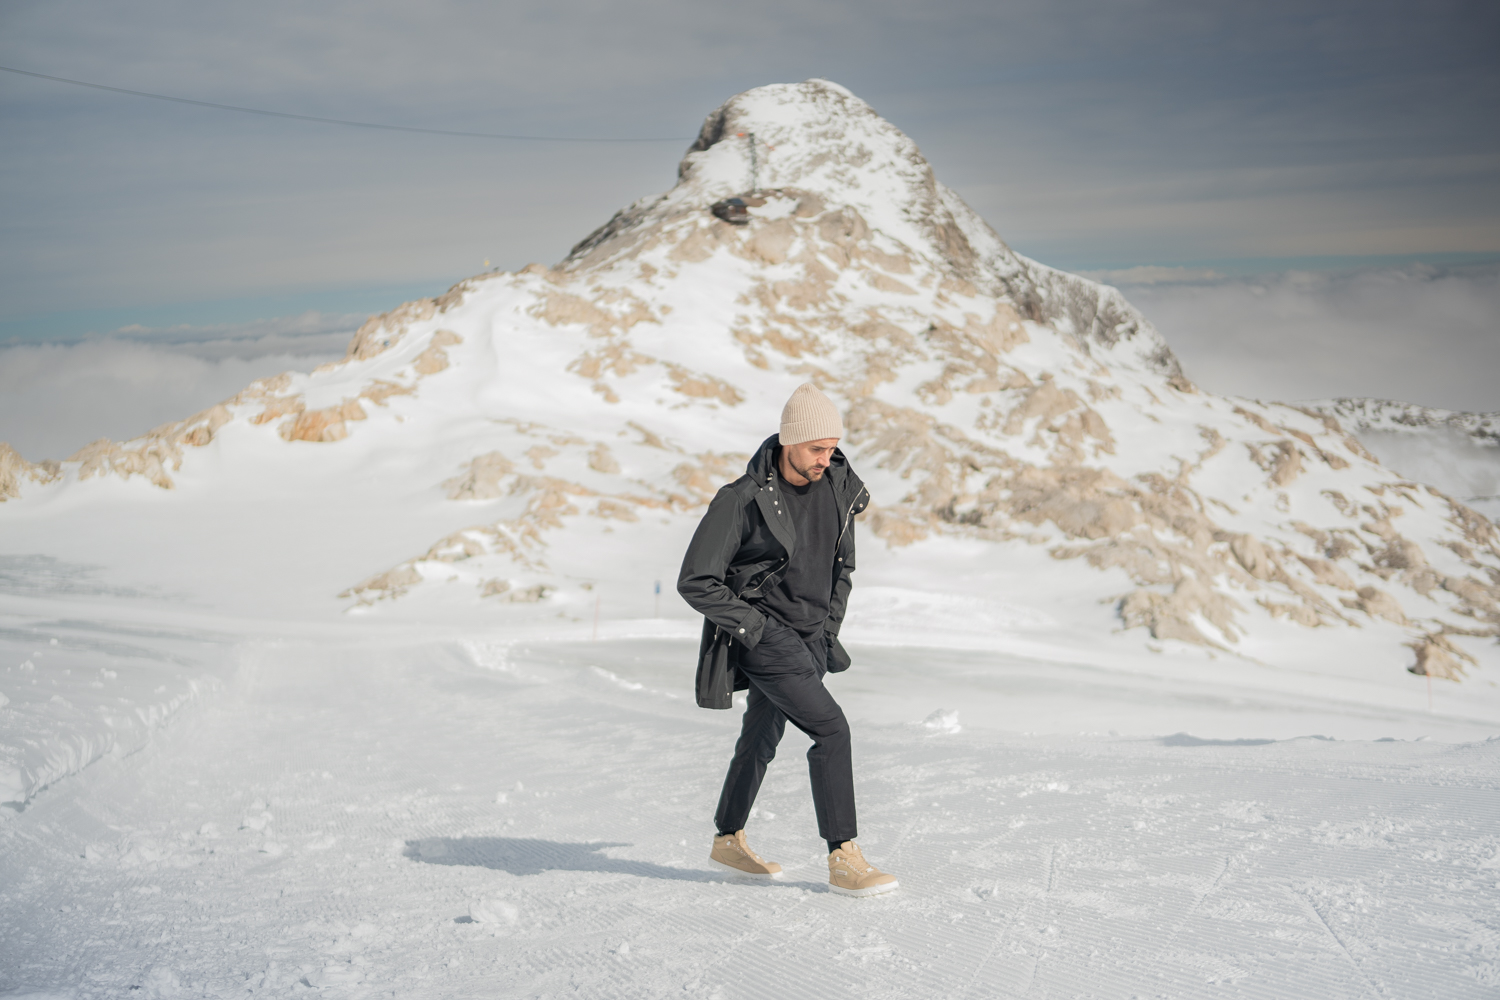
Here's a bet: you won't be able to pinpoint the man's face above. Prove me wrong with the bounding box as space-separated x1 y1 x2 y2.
783 438 839 482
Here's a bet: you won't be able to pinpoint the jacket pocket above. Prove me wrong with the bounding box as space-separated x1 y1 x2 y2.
826 634 852 673
695 623 735 709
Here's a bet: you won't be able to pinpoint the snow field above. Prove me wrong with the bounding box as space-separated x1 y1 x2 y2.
0 594 235 805
2 638 1497 998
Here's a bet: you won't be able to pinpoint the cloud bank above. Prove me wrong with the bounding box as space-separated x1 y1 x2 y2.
1113 262 1500 413
0 312 355 461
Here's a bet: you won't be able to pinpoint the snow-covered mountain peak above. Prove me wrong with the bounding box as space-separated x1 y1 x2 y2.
668 80 945 262
563 79 1181 381
3 81 1498 687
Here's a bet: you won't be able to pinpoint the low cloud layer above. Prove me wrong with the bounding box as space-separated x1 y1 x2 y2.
0 312 356 460
1114 262 1500 413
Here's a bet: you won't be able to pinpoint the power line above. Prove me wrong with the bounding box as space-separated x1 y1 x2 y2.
0 64 692 143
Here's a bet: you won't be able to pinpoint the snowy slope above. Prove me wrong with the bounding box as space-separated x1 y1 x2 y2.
3 80 1500 806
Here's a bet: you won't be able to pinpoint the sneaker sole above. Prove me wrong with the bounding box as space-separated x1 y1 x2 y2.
829 879 899 897
709 857 784 880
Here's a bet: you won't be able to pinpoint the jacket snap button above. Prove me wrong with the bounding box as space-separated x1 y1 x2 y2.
738 628 745 633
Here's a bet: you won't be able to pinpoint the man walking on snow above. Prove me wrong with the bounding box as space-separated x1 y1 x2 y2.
678 383 899 897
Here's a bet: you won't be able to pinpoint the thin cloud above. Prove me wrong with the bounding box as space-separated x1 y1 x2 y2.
1120 262 1500 412
0 316 354 460
104 310 364 359
1082 265 1225 286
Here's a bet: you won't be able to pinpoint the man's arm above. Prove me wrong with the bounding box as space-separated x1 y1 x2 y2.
677 486 768 650
826 510 855 637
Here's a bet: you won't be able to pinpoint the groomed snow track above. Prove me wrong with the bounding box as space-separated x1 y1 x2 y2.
2 639 1496 998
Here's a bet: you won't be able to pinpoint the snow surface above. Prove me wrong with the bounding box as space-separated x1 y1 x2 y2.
4 79 1500 997
2 624 1497 998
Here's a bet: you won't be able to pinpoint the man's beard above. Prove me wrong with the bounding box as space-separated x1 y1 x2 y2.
789 456 826 481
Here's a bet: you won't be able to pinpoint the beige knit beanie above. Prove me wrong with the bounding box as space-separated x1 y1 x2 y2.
779 383 844 446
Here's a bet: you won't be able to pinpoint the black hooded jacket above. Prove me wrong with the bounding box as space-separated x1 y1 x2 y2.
677 434 870 709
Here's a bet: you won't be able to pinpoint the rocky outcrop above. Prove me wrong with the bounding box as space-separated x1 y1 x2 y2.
1314 398 1500 445
0 444 60 501
9 323 464 494
343 288 471 362
71 400 239 489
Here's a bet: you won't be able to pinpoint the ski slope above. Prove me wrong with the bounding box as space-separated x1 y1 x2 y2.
2 630 1497 999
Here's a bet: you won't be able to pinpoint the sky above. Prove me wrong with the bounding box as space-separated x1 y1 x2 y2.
1 0 1498 458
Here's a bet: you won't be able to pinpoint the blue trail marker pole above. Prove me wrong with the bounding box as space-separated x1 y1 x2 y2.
654 580 661 618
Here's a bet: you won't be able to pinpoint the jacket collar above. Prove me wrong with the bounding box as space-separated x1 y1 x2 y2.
747 434 856 498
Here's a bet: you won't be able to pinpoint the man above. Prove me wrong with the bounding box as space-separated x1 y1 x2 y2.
677 383 898 897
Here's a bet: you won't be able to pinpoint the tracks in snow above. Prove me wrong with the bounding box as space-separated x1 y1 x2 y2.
1 637 1497 998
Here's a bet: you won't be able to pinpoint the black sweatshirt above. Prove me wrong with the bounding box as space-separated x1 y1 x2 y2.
755 466 839 641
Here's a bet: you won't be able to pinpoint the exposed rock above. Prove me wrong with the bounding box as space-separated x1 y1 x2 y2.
1407 632 1476 681
445 452 517 501
1120 578 1241 647
1342 586 1409 625
1229 534 1277 581
1297 556 1357 591
0 444 61 501
588 445 620 474
479 579 553 602
281 399 368 443
1313 398 1500 447
341 565 422 600
346 298 440 361
412 330 463 375
666 366 744 406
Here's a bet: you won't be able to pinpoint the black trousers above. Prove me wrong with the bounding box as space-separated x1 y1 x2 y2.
713 616 857 843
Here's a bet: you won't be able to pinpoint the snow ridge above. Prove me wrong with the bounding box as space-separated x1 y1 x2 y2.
1314 397 1500 446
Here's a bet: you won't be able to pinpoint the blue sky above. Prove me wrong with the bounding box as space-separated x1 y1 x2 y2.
1 0 1498 455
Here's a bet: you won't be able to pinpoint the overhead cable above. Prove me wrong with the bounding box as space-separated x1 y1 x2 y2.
0 64 691 143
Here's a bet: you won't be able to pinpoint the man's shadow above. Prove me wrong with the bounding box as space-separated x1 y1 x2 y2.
405 836 818 888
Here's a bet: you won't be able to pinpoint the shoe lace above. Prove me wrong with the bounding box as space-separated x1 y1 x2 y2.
735 836 764 862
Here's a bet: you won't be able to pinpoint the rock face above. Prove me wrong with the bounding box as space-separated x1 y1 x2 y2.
0 444 60 500
5 80 1498 679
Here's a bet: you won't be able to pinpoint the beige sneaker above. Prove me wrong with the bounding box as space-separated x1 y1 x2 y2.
709 830 783 879
828 841 899 897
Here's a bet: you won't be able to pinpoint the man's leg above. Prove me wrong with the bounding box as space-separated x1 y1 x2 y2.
713 680 787 835
735 619 857 844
